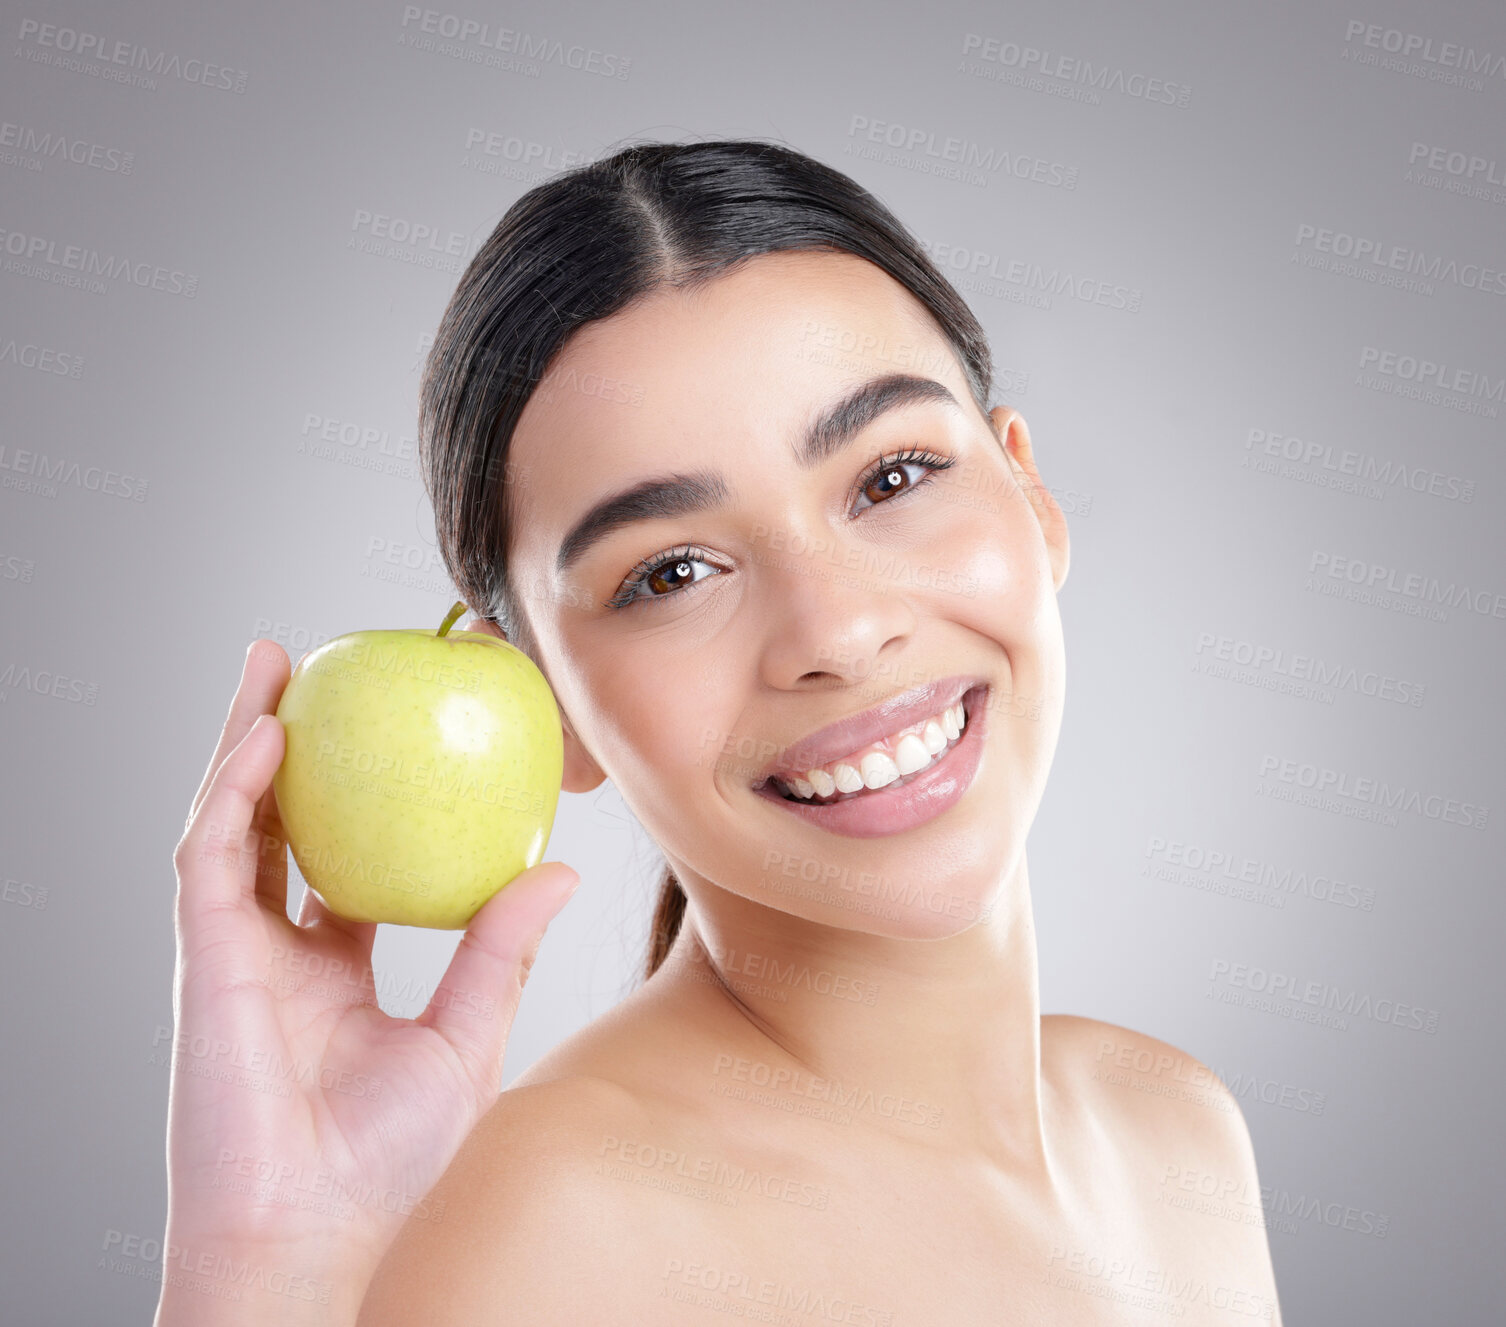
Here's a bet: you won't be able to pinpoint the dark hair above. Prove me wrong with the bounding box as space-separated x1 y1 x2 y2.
418 137 995 984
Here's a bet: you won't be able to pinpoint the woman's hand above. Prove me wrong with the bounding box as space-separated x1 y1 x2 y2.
155 637 580 1326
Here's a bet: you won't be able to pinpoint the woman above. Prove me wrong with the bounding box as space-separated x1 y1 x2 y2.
161 140 1283 1325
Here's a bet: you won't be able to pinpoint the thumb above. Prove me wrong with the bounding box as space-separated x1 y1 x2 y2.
419 861 580 1090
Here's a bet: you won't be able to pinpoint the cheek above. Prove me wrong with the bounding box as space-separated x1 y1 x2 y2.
934 498 1054 646
932 496 1065 766
578 655 743 804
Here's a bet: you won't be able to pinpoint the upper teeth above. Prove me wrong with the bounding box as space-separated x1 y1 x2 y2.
771 700 968 801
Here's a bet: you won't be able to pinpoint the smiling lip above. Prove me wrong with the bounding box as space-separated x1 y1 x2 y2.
752 683 989 838
752 674 987 788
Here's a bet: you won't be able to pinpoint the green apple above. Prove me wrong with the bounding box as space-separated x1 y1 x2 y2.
271 601 564 928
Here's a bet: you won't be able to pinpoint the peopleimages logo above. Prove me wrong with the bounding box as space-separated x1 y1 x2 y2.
919 237 1142 313
1293 223 1506 296
1194 629 1426 708
1243 428 1474 504
0 444 149 501
1407 142 1506 186
1145 835 1376 912
1307 550 1506 622
397 7 632 79
0 121 134 174
0 225 197 297
844 115 1080 191
458 129 589 182
0 339 83 377
1342 19 1506 82
1257 754 1489 831
15 18 248 92
1358 345 1504 407
958 33 1193 106
0 661 99 706
1209 958 1440 1034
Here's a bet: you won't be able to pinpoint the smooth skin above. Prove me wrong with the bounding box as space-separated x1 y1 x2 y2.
163 248 1282 1325
361 251 1285 1324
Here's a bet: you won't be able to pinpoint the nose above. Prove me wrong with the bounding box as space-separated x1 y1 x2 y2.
754 529 917 690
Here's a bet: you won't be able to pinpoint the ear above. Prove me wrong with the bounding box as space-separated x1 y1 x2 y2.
462 614 609 796
988 406 1069 592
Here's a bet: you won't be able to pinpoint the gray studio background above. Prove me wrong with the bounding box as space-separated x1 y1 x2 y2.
2 0 1503 1321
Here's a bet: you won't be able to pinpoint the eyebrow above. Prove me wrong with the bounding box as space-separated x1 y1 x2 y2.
554 373 963 576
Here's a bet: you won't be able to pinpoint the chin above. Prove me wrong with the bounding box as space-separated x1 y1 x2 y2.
745 865 1003 941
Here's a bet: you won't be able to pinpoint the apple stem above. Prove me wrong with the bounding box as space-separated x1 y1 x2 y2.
437 600 468 638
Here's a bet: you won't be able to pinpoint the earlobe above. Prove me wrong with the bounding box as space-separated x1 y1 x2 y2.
560 741 609 795
461 615 505 640
987 406 1071 592
462 614 608 795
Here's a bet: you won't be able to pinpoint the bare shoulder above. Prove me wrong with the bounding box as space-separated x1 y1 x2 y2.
357 1074 657 1327
1043 1013 1246 1144
1043 1014 1284 1322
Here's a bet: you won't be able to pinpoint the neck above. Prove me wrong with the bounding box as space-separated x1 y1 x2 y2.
654 851 1055 1181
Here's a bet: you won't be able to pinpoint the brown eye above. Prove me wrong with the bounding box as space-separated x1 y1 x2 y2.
647 558 698 595
607 543 722 610
862 463 914 504
852 448 955 514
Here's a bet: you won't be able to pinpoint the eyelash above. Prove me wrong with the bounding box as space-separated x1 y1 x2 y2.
603 445 958 610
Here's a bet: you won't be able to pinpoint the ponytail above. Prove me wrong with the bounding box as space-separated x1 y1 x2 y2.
644 864 687 981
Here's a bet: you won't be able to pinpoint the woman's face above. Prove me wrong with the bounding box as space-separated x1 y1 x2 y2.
502 249 1068 939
